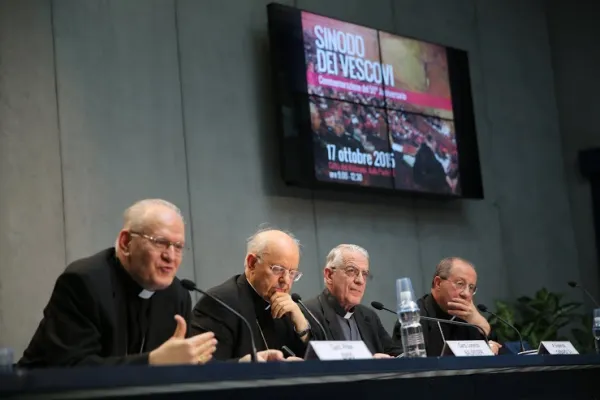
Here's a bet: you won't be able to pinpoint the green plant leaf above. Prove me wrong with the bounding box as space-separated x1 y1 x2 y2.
559 302 582 312
490 288 588 352
521 321 535 337
539 324 559 342
550 304 580 324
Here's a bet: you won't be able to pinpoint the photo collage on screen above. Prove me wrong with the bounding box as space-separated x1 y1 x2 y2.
301 10 461 195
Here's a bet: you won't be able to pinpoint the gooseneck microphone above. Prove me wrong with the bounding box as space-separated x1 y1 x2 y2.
371 300 489 344
568 281 600 308
420 316 489 344
181 279 257 362
477 303 525 352
292 293 330 340
371 301 395 314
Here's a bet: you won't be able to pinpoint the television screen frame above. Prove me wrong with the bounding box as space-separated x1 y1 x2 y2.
267 3 484 200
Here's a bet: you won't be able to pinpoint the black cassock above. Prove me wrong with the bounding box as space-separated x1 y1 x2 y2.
392 293 489 357
190 274 308 360
18 248 191 368
302 289 403 357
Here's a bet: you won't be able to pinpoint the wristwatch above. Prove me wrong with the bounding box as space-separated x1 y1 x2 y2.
294 323 311 337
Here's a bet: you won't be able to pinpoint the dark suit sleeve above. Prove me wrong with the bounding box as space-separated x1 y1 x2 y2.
306 319 327 341
183 290 193 339
190 295 238 360
392 320 401 342
19 272 148 368
392 320 404 356
286 320 310 357
300 302 327 341
468 322 492 341
375 315 403 357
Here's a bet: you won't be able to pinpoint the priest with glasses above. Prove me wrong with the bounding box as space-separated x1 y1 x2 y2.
191 228 309 361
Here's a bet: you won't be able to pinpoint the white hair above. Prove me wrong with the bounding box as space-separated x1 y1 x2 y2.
323 244 369 283
114 199 183 250
245 224 301 256
122 198 183 232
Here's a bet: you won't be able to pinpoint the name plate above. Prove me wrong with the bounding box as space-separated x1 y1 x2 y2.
538 341 579 355
443 340 494 357
304 340 373 361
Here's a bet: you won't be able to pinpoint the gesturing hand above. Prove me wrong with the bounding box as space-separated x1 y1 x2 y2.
148 315 217 365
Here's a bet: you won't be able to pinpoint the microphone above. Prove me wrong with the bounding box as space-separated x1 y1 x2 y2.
568 281 600 308
291 293 329 340
419 316 489 344
477 304 525 352
371 301 489 343
180 279 257 362
371 301 395 314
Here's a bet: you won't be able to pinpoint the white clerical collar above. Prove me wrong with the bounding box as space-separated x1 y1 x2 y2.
344 311 354 319
138 289 155 299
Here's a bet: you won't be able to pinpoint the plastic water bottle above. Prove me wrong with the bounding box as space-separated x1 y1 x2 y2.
396 278 426 358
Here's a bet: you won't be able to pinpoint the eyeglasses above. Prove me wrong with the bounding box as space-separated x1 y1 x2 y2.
331 266 372 281
256 255 303 282
270 265 303 282
440 277 477 295
130 231 185 254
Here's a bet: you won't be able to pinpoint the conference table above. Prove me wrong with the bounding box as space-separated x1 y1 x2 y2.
2 354 599 399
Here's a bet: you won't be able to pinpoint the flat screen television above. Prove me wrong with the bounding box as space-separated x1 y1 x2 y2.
267 3 483 199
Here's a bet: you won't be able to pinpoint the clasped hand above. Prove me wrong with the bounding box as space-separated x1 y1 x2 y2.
270 292 309 333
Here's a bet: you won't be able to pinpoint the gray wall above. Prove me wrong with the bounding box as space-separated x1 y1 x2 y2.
0 0 595 357
546 0 600 309
0 0 66 353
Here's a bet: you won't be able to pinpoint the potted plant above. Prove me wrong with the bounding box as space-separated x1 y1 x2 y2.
487 288 595 353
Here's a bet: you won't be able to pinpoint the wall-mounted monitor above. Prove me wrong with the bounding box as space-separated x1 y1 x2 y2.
268 3 483 199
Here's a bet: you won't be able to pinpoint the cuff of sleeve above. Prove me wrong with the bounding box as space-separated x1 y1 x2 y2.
130 353 150 365
294 322 311 337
